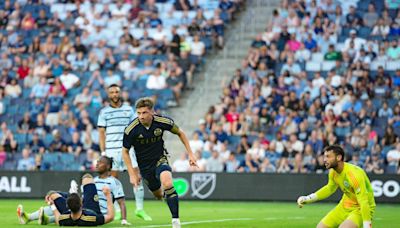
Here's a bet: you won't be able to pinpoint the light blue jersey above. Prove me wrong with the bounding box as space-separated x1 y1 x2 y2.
94 176 125 214
97 104 138 170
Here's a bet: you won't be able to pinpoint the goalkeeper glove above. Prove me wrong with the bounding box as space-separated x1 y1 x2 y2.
121 219 131 226
297 193 317 208
363 221 372 228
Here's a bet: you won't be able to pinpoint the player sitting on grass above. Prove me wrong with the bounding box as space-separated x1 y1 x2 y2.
297 145 376 228
17 156 130 225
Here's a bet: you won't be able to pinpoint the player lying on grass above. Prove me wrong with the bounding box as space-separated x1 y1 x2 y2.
17 156 131 225
297 145 376 228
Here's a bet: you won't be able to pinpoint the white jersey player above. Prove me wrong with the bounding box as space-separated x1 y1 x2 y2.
97 84 151 221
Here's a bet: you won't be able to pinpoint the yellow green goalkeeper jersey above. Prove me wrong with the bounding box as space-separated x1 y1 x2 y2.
316 163 376 221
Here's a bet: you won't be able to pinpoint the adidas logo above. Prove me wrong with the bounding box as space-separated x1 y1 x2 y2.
138 134 144 138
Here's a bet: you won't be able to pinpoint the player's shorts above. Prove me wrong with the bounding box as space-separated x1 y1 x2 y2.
141 155 172 192
81 183 102 215
320 203 375 227
106 148 138 171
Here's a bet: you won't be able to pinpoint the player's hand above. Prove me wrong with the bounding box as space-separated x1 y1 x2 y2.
130 174 141 187
188 154 198 167
297 196 306 208
102 186 111 196
121 219 131 226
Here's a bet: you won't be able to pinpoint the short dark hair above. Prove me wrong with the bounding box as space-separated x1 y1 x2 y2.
324 145 345 161
135 97 154 110
101 156 113 171
107 84 120 90
66 193 82 213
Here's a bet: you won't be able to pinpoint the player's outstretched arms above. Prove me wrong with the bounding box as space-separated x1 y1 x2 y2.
297 193 318 208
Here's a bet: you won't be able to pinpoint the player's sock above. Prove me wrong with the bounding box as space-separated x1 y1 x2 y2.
133 184 144 210
164 186 179 219
48 216 55 223
17 205 30 224
114 201 121 220
28 209 40 221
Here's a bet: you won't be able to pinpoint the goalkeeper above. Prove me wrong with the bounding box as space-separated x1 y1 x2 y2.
297 145 376 228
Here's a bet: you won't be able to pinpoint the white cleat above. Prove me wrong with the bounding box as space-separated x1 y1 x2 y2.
69 180 78 194
172 218 181 228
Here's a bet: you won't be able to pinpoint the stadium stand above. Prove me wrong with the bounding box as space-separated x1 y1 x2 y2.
178 0 400 174
0 0 244 171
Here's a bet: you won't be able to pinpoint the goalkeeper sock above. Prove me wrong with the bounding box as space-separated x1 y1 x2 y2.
134 184 144 211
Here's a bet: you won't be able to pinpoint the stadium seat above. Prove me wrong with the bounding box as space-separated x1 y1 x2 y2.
321 61 336 71
305 62 321 72
386 61 400 71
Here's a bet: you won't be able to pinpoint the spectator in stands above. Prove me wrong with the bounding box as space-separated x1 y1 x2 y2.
389 22 400 36
206 150 224 172
172 153 190 172
166 69 184 106
225 152 239 173
371 18 390 38
386 144 400 174
17 148 35 171
345 5 362 28
44 86 64 128
363 3 379 28
18 112 34 134
4 78 22 98
0 123 17 154
29 132 45 154
387 40 400 60
146 67 167 90
378 102 393 118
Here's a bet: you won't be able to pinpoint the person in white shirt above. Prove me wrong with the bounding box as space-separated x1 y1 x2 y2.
312 72 325 88
190 35 205 65
104 70 122 88
59 69 80 90
343 30 366 51
146 68 166 90
172 153 190 172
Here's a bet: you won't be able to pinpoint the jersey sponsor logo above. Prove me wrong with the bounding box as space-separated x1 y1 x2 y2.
154 128 162 136
191 173 216 199
94 194 99 202
136 136 162 144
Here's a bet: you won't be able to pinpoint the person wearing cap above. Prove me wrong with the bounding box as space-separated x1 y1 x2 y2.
344 29 366 51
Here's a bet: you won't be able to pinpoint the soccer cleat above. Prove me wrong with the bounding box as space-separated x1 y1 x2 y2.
172 218 181 228
69 180 78 194
17 204 30 224
135 209 152 221
38 207 49 225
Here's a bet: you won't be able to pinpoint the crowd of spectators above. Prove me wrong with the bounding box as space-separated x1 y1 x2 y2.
172 0 400 174
0 0 244 171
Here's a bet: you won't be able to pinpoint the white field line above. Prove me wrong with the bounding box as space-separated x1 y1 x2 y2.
114 218 254 228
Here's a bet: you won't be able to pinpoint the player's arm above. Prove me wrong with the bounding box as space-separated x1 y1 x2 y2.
97 110 106 155
122 146 141 186
297 170 338 207
171 124 198 167
350 171 372 228
117 198 130 225
103 187 115 224
98 127 106 155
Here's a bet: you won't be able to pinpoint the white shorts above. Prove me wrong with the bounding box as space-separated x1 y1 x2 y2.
106 148 138 171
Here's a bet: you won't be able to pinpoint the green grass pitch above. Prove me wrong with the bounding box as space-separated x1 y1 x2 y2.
4 199 399 227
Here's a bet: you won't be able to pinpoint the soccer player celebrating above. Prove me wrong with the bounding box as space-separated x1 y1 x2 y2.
122 97 198 228
17 156 131 225
297 145 376 228
98 84 151 221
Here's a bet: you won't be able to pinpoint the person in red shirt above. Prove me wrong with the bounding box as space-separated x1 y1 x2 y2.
18 59 30 80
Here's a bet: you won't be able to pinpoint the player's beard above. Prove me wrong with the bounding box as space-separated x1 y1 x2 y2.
110 96 121 105
325 159 338 169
